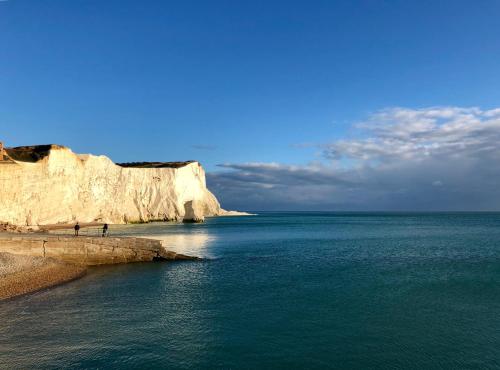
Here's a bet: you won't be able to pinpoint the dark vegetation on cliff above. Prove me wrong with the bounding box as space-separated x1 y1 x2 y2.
117 161 195 168
5 144 65 162
4 145 195 169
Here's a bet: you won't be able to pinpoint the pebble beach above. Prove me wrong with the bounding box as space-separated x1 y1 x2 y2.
0 252 86 300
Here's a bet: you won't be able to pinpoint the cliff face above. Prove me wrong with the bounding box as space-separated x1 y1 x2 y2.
0 145 223 225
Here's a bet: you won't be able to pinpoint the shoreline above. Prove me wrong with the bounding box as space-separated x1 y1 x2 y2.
0 252 87 301
0 233 201 301
1 211 256 234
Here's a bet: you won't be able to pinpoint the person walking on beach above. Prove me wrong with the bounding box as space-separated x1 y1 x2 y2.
102 223 108 237
74 222 80 237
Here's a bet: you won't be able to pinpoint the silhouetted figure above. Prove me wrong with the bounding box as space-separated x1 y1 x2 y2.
74 222 80 236
102 223 108 237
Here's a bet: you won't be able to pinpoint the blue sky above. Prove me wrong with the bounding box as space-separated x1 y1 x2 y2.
2 1 500 210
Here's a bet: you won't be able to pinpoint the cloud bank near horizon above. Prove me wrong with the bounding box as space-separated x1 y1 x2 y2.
207 106 500 211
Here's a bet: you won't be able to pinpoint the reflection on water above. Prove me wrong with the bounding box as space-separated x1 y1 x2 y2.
108 222 217 258
140 233 215 257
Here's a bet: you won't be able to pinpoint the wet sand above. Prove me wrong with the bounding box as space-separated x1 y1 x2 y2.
0 252 86 300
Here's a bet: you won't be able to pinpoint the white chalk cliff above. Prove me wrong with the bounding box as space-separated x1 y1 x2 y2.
0 144 232 225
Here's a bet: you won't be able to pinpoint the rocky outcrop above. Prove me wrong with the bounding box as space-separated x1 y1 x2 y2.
182 200 205 223
0 144 226 225
0 235 201 265
0 235 163 265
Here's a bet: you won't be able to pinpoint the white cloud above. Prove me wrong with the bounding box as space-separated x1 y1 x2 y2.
208 107 500 211
325 106 500 165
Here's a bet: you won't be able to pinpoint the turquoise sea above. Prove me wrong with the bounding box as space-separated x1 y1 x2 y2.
1 212 500 369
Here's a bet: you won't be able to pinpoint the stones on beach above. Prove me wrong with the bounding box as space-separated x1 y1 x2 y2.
0 222 39 233
0 252 86 301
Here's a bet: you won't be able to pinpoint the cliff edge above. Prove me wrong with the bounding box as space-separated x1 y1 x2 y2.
0 144 228 225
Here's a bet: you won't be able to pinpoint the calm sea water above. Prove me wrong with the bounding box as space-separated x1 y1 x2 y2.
1 212 500 369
